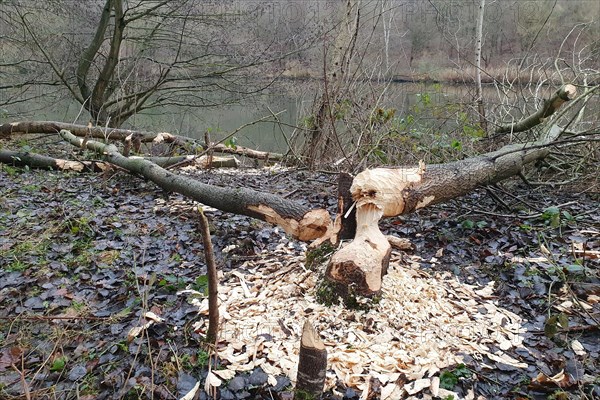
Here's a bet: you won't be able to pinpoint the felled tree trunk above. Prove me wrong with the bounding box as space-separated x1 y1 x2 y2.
326 124 568 297
0 121 284 161
59 130 330 241
495 84 577 134
0 149 110 172
0 149 238 170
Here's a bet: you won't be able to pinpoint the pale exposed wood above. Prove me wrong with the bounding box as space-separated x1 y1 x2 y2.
386 236 413 250
326 203 391 295
295 321 327 399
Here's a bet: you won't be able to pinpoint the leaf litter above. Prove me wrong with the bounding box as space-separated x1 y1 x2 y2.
0 158 599 399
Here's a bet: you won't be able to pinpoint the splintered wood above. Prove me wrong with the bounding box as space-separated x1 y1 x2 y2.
184 243 527 398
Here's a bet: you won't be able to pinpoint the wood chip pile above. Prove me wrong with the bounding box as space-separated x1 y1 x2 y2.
183 232 528 399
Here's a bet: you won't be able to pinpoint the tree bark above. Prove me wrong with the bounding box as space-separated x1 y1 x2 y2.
295 321 327 400
495 84 577 134
197 207 220 344
0 121 284 161
326 124 568 296
475 0 487 132
304 0 360 168
0 149 237 170
59 130 330 241
0 149 110 172
0 121 162 141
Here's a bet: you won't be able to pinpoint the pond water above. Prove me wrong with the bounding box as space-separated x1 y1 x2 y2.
1 80 579 153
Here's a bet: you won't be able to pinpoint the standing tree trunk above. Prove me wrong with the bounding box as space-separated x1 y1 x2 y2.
295 321 327 400
304 0 360 168
475 0 487 133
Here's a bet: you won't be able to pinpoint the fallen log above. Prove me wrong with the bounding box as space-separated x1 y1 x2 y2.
59 130 331 241
0 121 284 161
326 124 568 297
0 121 157 141
0 149 238 170
0 149 110 172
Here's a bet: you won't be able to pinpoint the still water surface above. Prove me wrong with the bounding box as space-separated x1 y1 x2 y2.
1 80 564 153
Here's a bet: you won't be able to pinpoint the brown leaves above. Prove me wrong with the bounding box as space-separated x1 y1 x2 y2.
0 346 25 372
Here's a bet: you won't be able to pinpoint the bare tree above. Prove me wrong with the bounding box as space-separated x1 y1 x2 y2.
1 0 310 127
475 0 487 132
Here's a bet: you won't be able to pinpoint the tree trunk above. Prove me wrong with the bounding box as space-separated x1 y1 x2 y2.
326 123 568 297
475 0 487 132
0 121 284 161
59 130 331 242
303 0 360 167
295 321 327 400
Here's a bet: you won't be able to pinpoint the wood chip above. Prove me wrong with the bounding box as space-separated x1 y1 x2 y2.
180 249 530 393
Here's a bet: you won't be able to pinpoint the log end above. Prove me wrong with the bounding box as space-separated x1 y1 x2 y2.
561 84 577 101
248 206 331 242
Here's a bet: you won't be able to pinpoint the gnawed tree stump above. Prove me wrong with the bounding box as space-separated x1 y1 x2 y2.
326 123 570 299
295 321 327 400
326 163 425 296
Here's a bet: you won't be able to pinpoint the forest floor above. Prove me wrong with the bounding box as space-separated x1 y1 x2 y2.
1 140 599 400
